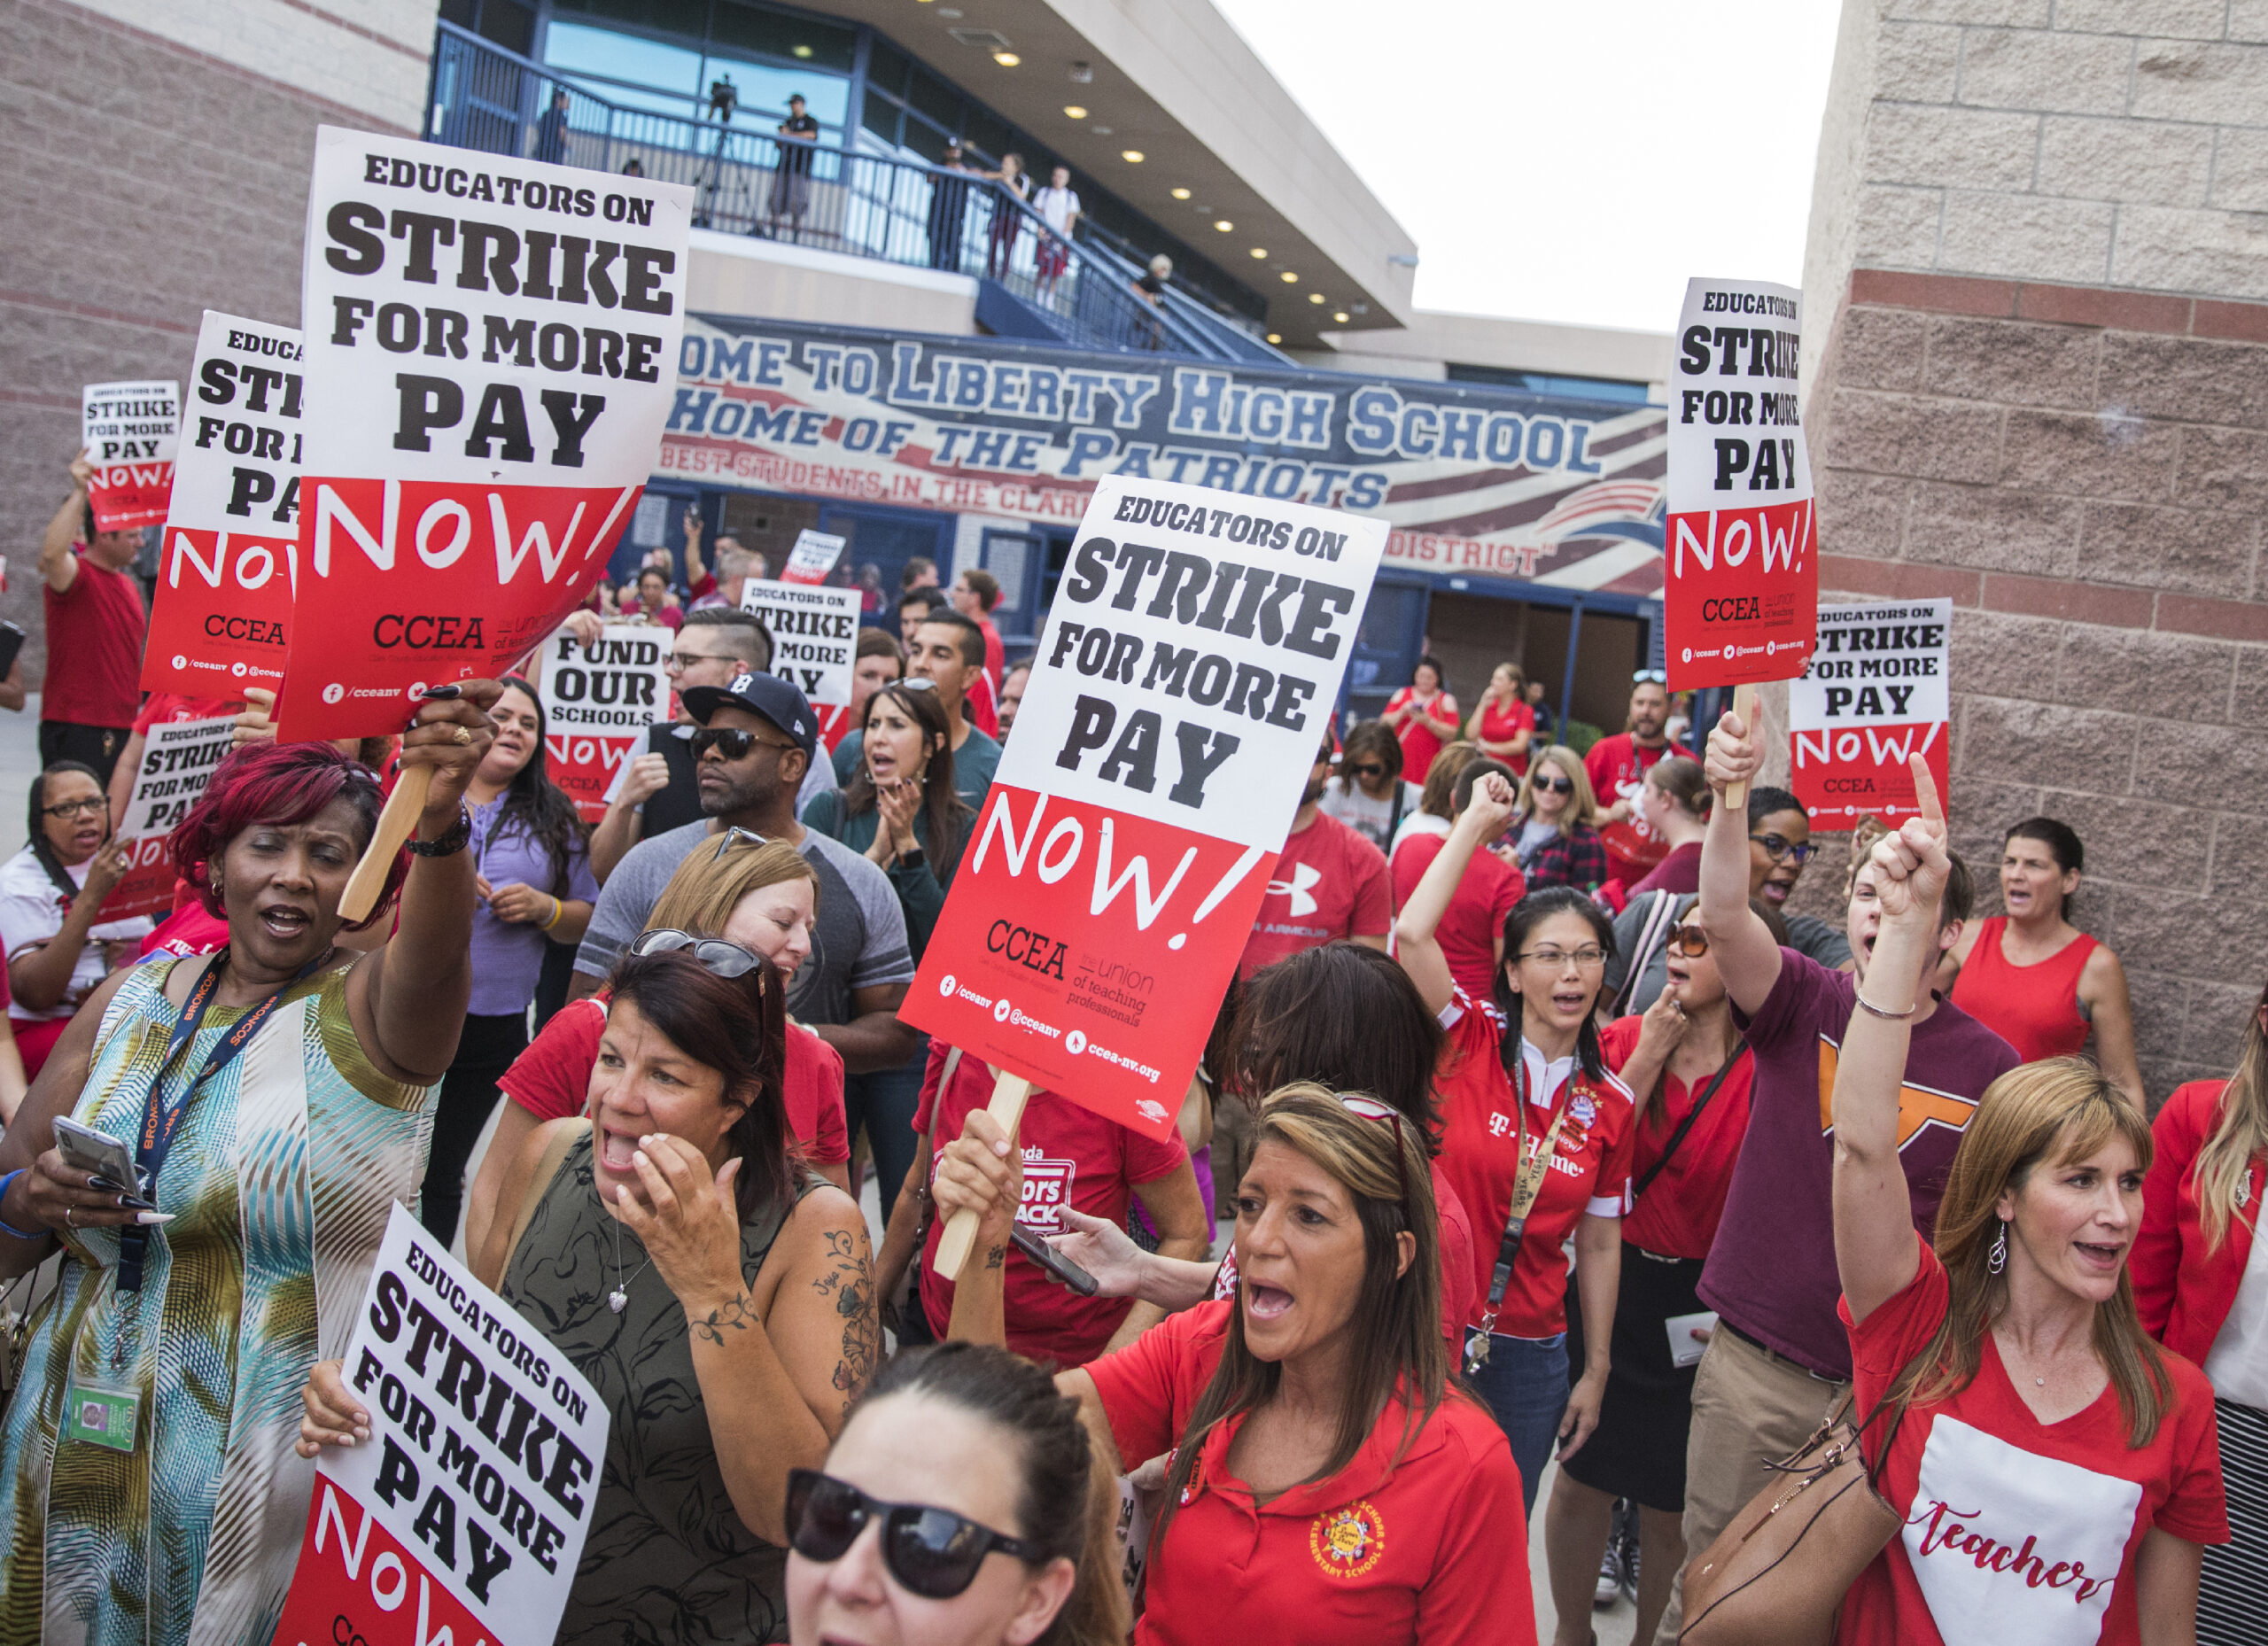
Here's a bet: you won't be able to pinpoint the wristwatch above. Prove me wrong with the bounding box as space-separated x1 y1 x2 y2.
407 806 473 858
898 844 926 870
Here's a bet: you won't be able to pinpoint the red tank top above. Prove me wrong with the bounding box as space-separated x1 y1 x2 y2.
1948 916 2097 1061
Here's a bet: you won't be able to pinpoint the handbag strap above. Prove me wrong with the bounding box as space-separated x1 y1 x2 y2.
1629 1039 1746 1202
1612 890 1682 1017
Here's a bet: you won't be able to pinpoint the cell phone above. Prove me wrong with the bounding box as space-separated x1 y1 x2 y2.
0 622 24 680
52 1118 149 1204
1010 1223 1099 1296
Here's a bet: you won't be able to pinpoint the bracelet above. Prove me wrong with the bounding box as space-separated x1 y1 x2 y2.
541 895 564 931
1853 990 1916 1021
0 1169 42 1240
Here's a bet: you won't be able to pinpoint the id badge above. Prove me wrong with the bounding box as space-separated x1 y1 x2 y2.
62 1375 140 1453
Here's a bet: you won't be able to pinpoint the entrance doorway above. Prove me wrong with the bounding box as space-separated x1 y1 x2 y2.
1422 594 1647 744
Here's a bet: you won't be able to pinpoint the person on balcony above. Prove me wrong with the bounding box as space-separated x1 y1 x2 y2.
928 143 974 271
769 93 820 241
1032 165 1082 302
534 87 570 166
984 153 1029 277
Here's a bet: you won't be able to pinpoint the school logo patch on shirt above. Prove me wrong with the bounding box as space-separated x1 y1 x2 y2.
1017 1148 1077 1233
1309 1499 1386 1580
1569 1090 1596 1127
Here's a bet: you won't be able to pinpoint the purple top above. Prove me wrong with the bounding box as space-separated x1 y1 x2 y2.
467 798 598 1017
1697 947 2019 1379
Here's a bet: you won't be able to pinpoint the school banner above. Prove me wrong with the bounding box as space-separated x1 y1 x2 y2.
143 314 303 698
1663 278 1817 690
82 379 180 533
664 317 1669 596
901 477 1385 1141
538 624 670 821
1788 600 1951 827
779 527 846 586
269 1204 604 1646
276 127 693 740
740 580 859 710
98 717 236 924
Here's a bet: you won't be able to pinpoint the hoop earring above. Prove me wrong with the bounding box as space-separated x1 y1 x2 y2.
1988 1220 2008 1276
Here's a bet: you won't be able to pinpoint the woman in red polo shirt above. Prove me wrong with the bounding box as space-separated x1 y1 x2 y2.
1826 795 2225 1646
462 835 850 1262
1545 899 1754 1646
1382 656 1461 784
1395 769 1632 1518
932 1084 1534 1646
2133 978 2268 1645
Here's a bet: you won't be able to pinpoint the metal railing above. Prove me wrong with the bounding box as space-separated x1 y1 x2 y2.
423 23 1286 363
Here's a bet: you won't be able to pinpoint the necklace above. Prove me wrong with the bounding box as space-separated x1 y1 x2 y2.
608 1211 652 1313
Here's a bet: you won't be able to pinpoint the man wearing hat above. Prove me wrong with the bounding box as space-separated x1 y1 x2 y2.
571 671 918 1074
768 92 820 240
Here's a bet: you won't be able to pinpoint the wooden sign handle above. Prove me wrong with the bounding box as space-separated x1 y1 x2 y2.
1723 683 1759 813
339 765 432 924
931 1070 1035 1282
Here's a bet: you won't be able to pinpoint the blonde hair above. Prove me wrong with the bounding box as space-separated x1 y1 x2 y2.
2193 986 2268 1251
1890 1060 2169 1446
647 835 818 936
1517 743 1598 835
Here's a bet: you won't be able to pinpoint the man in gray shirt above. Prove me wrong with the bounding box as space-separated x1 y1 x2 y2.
574 672 918 1074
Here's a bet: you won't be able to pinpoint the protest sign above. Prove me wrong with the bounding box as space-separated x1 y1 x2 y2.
539 624 670 821
741 579 859 710
1664 278 1816 693
902 476 1384 1153
778 527 846 586
97 717 236 924
143 314 303 698
269 1203 604 1646
83 379 180 532
1788 600 1951 827
276 127 693 741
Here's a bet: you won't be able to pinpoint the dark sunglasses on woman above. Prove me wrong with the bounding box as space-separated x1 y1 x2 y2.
1667 924 1712 958
1532 774 1574 796
629 928 766 979
785 1469 1043 1599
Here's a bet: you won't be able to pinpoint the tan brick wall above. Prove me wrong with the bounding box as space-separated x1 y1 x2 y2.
0 0 419 679
1804 270 2268 1099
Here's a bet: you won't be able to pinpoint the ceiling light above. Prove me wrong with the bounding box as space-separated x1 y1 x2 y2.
1280 271 1298 283
1213 219 1232 232
1121 149 1144 162
1333 311 1349 323
1309 292 1325 304
792 43 813 57
1249 247 1267 259
1267 333 1282 344
992 50 1020 66
1063 105 1087 119
1170 187 1191 200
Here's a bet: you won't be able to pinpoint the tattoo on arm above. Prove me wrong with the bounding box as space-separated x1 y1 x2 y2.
809 1227 881 1413
983 1244 1006 1270
690 1292 759 1345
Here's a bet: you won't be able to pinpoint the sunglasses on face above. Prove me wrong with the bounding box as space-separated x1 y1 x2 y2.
1749 833 1818 866
1532 774 1574 796
1667 924 1712 958
1348 763 1386 779
785 1469 1042 1600
690 726 796 762
629 927 767 979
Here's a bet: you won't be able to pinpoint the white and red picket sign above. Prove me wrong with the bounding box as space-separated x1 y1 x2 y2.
143 313 303 699
82 379 180 533
1664 277 1817 691
98 717 236 925
268 1205 604 1646
778 527 846 586
276 127 692 740
538 623 670 822
1787 599 1952 826
901 476 1384 1142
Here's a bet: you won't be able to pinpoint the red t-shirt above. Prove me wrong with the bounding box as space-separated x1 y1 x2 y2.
43 549 147 728
917 1040 1187 1369
1837 1237 2225 1646
1239 811 1392 980
1433 990 1633 1338
1627 840 1703 898
1084 1300 1535 1646
963 669 999 739
1386 687 1460 784
977 615 1005 687
1582 734 1672 889
496 995 850 1167
132 693 239 734
1597 1016 1754 1260
137 900 229 961
1390 833 1524 1006
1476 698 1534 775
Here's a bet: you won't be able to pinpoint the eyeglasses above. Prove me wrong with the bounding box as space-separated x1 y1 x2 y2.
1347 763 1386 779
785 1469 1042 1600
1518 946 1608 972
667 648 736 672
1749 833 1818 866
709 825 768 863
1632 670 1666 685
1532 775 1574 796
629 928 767 979
41 797 105 821
690 726 797 762
1667 925 1712 958
1337 1093 1410 1206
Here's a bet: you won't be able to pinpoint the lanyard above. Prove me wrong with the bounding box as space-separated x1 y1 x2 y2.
1466 1055 1579 1373
115 949 324 1292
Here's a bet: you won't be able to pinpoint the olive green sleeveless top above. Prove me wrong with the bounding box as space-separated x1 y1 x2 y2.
501 1130 806 1644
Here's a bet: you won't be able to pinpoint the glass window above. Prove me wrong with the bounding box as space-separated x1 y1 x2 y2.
711 0 857 73
702 58 847 131
476 0 534 55
544 19 703 99
860 94 900 148
439 0 475 27
550 0 709 42
867 36 911 98
960 109 1011 167
906 65 961 133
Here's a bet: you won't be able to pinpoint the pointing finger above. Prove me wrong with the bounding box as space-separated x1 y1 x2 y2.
1910 756 1945 830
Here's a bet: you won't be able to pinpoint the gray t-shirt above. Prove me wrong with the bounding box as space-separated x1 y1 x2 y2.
575 820 914 1026
1604 894 1852 1016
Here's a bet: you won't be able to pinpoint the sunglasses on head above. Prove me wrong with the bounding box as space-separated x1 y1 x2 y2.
1749 833 1818 866
785 1469 1042 1599
1633 670 1666 685
1334 1093 1410 1205
1532 774 1574 795
629 928 767 979
690 726 796 762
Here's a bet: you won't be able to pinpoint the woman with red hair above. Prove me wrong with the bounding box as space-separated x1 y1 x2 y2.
0 684 498 1646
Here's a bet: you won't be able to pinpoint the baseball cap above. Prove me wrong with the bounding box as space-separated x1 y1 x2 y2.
680 672 819 756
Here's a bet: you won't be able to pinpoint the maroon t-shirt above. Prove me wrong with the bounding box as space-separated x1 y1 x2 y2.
43 549 146 727
1697 948 2019 1379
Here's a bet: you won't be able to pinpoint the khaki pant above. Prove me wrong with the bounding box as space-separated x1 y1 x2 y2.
1653 1324 1849 1645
